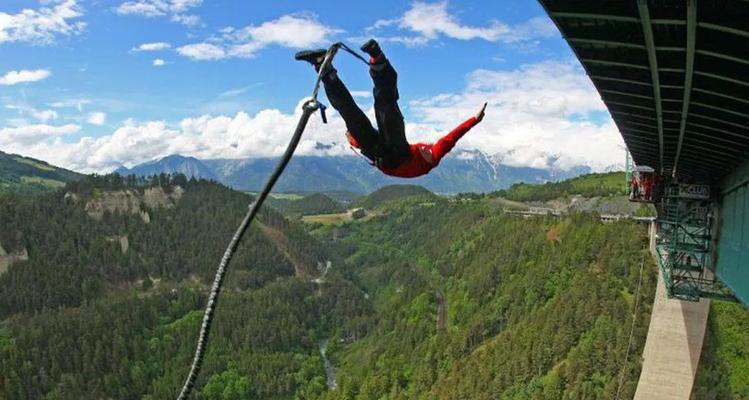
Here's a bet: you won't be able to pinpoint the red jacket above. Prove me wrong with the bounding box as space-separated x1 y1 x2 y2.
349 117 479 178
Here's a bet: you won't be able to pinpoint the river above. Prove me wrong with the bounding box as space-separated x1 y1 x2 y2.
318 339 337 390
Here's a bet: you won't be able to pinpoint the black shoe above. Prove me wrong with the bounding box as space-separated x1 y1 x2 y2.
294 49 327 66
360 39 382 58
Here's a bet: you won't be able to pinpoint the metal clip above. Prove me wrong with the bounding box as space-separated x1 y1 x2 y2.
320 103 328 124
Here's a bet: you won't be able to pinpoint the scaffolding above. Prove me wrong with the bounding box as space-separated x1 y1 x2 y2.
625 151 633 195
656 183 736 302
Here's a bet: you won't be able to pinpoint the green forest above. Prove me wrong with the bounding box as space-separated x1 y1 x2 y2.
0 175 369 399
309 196 657 400
693 302 749 399
490 172 626 202
0 175 746 399
351 185 437 209
267 193 346 217
0 151 82 195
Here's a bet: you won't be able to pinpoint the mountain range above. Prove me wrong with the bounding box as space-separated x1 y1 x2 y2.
116 150 598 194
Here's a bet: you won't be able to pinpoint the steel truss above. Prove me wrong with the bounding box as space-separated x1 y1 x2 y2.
656 183 737 302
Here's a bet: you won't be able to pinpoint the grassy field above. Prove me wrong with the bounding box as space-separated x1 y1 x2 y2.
301 212 352 225
487 196 528 210
352 184 437 209
20 176 66 188
14 157 55 171
0 245 8 276
301 210 382 225
270 193 304 200
1 151 82 194
244 191 305 200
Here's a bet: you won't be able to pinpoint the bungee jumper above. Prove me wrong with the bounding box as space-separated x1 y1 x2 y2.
179 41 482 399
296 39 487 178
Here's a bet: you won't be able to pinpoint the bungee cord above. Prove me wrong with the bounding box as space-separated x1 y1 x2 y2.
176 43 356 400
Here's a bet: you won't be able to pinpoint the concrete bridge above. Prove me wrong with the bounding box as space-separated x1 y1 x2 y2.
503 208 655 223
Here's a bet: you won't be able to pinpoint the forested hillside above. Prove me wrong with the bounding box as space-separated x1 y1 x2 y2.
0 175 371 399
310 196 658 399
352 185 437 209
491 172 626 202
1 175 745 399
0 150 82 195
267 193 346 217
693 301 749 399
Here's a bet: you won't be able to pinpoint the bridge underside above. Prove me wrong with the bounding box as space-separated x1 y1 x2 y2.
539 0 749 183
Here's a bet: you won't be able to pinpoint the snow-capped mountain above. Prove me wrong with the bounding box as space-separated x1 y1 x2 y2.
116 150 592 194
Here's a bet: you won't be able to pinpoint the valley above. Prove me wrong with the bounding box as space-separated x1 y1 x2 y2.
0 172 745 399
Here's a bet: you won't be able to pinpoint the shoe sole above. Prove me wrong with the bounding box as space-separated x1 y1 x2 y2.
295 49 327 62
360 39 379 53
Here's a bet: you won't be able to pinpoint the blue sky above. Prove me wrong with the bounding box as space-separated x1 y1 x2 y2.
0 0 624 172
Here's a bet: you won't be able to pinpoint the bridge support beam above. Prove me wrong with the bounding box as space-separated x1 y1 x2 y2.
634 220 710 400
673 0 697 177
637 0 665 174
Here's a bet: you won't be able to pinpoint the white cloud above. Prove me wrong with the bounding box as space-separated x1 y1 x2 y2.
0 124 80 147
219 84 262 98
0 98 355 172
236 14 339 48
171 14 200 26
350 91 372 99
377 35 431 47
400 2 509 41
406 61 623 170
2 61 623 173
116 0 202 26
132 41 171 51
32 109 59 122
153 58 166 66
0 0 85 45
0 69 51 85
49 98 91 112
178 13 341 61
5 104 59 122
368 1 556 46
167 0 201 13
504 16 559 43
177 43 225 60
116 0 202 16
87 112 107 126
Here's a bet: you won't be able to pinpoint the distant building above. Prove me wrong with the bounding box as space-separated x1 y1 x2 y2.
349 208 366 220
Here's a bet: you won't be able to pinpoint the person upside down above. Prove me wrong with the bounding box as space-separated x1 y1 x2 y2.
296 39 487 178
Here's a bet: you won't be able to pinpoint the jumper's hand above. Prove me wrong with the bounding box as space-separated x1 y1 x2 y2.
475 102 487 123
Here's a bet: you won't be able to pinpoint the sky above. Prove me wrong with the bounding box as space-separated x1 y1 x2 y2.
0 0 625 173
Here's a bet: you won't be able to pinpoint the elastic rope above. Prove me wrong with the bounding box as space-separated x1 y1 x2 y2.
615 254 646 400
349 145 375 166
175 42 344 400
337 42 371 65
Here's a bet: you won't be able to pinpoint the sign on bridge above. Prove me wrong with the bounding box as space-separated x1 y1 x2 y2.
678 184 710 200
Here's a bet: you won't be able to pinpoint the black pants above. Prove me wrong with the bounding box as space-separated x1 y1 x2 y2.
323 59 410 167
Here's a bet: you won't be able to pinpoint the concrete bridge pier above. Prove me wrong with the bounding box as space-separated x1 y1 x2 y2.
634 222 710 400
